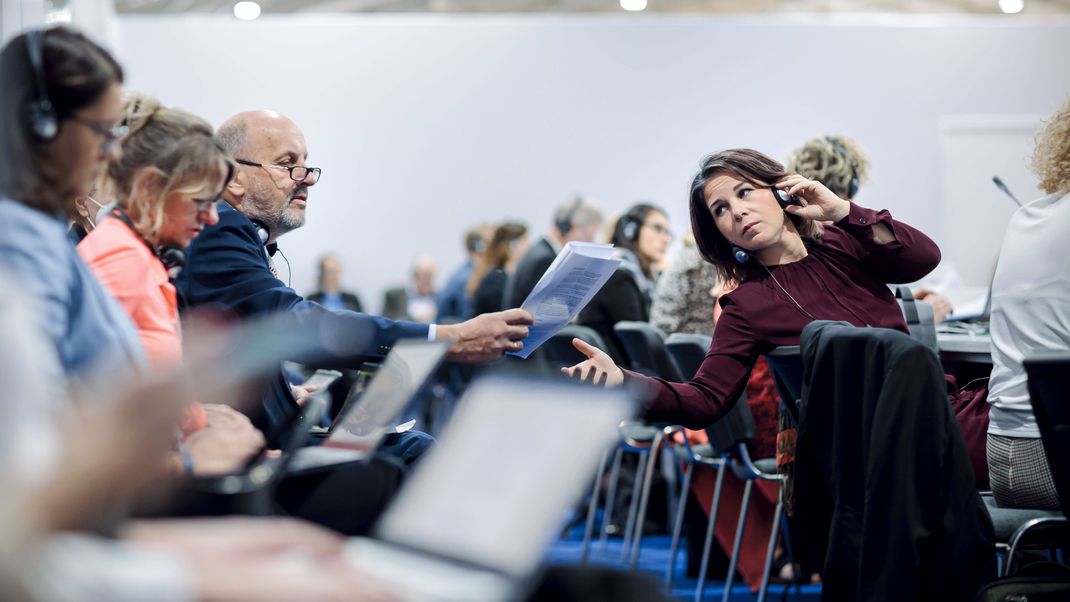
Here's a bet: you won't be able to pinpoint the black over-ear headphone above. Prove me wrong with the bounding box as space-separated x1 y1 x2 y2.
620 213 641 242
825 136 860 199
555 196 583 236
23 30 59 142
109 207 187 278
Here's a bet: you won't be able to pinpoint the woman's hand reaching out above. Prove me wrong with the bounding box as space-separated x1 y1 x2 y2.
560 339 624 388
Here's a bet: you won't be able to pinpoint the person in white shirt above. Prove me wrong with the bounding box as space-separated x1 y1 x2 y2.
986 95 1070 510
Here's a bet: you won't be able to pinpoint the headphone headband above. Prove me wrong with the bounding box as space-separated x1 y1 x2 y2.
555 196 584 236
24 30 59 142
824 136 860 199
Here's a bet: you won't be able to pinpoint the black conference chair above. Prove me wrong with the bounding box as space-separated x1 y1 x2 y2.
665 333 712 380
614 321 686 382
552 325 661 564
611 322 688 567
992 351 1070 576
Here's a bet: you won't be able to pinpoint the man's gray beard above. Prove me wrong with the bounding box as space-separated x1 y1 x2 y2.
244 185 306 238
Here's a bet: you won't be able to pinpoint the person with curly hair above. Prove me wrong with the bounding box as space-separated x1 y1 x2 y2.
787 135 955 322
986 95 1070 510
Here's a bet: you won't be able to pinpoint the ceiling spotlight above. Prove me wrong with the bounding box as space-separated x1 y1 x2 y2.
998 0 1024 13
233 1 261 20
620 0 647 11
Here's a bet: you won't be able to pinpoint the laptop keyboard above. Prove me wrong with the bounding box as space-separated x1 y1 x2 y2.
346 538 513 602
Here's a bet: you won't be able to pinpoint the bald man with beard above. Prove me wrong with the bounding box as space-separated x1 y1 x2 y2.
174 111 532 533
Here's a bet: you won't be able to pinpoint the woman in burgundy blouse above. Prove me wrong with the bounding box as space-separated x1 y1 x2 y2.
564 147 941 429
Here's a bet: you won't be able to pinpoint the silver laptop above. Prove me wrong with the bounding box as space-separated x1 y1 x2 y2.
345 376 636 602
286 339 449 472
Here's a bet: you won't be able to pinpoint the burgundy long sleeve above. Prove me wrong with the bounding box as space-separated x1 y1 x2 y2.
631 203 941 429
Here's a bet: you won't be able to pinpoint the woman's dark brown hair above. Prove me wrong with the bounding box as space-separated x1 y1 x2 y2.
609 202 668 280
466 221 528 296
0 27 124 215
689 148 823 283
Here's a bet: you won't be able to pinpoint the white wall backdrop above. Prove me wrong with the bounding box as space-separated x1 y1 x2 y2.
115 14 1070 310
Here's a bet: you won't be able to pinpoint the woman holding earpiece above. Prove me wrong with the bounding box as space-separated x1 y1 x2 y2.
468 221 529 316
564 148 940 428
578 203 673 364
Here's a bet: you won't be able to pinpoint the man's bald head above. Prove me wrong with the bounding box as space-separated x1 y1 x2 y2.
217 110 297 158
218 110 317 242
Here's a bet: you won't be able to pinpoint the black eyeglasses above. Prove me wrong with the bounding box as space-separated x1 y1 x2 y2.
70 115 128 141
235 158 322 182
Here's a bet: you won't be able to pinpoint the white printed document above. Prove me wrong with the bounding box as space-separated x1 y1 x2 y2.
508 242 620 358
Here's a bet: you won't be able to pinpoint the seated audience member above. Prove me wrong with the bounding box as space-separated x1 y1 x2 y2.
67 185 107 244
381 253 438 323
987 96 1070 510
308 253 364 313
505 195 604 308
174 110 532 429
649 231 720 337
563 148 940 431
786 135 955 323
578 203 672 364
436 224 491 322
0 27 144 396
467 221 529 316
77 93 265 475
0 27 394 602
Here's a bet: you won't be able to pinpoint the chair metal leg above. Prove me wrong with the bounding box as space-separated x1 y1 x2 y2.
581 449 609 564
756 499 784 602
621 449 649 562
663 448 680 534
599 447 624 551
694 462 727 602
722 478 754 602
630 432 664 569
666 462 694 591
776 503 801 597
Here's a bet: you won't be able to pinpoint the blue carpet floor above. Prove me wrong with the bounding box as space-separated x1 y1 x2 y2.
546 526 822 601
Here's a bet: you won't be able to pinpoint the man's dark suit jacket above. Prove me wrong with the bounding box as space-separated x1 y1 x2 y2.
174 202 428 429
503 236 556 309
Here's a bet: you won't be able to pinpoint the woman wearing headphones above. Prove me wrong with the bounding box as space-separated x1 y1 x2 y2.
78 93 268 473
0 28 393 602
578 203 673 364
468 221 529 316
564 148 939 426
787 135 955 323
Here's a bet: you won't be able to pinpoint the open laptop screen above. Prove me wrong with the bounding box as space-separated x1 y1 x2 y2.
326 340 448 451
376 376 635 578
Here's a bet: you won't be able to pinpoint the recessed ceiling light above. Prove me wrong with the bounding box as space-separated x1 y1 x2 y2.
620 0 647 12
233 1 261 20
998 0 1024 14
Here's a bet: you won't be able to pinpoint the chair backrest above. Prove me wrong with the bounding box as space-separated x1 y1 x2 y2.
765 345 803 427
892 285 938 353
664 333 712 380
704 394 755 455
613 321 686 382
543 324 610 369
1024 351 1070 519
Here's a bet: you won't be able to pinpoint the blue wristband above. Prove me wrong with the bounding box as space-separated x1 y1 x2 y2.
178 442 194 474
